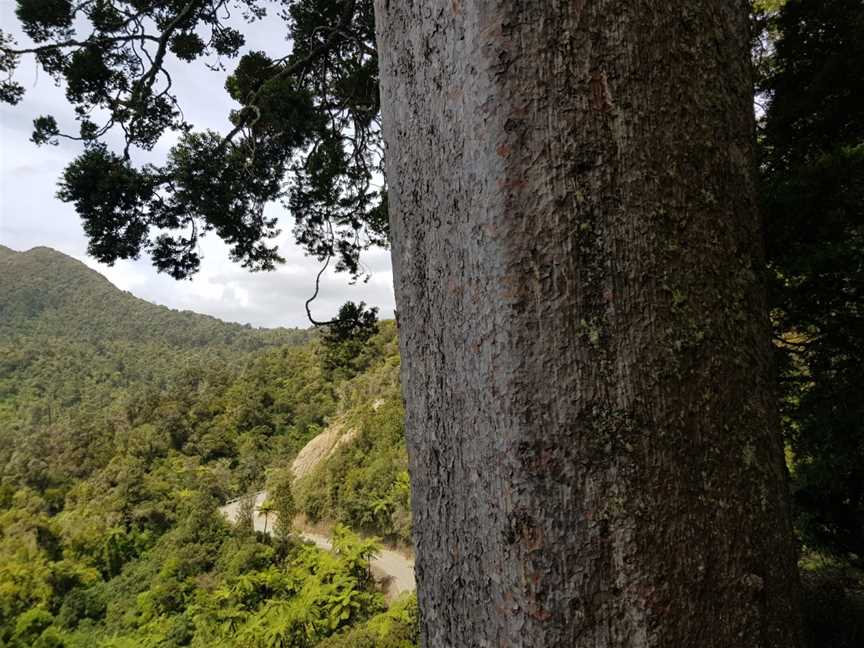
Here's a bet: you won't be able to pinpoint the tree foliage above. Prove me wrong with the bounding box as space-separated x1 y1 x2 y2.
267 466 297 544
0 247 411 646
759 0 864 565
1 0 385 283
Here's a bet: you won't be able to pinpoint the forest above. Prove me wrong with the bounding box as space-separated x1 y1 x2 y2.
0 246 414 646
0 0 862 646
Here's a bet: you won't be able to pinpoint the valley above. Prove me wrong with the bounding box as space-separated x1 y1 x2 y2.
0 246 416 647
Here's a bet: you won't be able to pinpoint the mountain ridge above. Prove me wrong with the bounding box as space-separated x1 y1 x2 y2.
0 244 308 351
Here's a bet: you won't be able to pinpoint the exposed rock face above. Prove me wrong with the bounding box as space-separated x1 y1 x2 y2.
291 422 358 481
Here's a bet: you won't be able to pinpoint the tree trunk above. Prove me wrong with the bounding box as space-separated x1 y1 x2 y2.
373 1 802 646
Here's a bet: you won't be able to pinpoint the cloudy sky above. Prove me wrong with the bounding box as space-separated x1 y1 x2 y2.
0 3 395 329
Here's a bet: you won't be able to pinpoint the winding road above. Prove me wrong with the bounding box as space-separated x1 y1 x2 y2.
219 491 415 596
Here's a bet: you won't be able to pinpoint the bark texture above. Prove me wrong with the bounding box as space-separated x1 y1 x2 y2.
374 1 802 646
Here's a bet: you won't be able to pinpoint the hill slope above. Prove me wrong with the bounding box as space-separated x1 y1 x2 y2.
0 245 310 488
0 248 415 647
0 245 304 350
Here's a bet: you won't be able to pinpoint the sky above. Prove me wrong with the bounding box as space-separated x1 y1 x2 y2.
0 3 395 329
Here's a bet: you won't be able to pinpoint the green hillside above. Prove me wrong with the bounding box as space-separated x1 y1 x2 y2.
0 245 304 349
0 246 309 485
0 247 414 647
0 242 861 647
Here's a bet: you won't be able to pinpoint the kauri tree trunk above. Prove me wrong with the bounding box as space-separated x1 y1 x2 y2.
374 1 802 646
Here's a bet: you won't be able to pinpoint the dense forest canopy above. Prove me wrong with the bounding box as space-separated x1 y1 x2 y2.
0 246 415 647
758 0 864 565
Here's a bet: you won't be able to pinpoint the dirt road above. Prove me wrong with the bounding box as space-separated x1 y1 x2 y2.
219 491 415 596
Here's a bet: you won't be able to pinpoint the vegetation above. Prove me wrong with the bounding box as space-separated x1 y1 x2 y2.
758 0 864 568
267 467 297 545
315 593 419 648
295 329 410 545
0 1 384 283
0 246 413 646
755 1 864 642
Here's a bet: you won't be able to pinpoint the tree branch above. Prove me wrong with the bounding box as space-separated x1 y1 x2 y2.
305 254 340 327
128 0 199 107
219 0 357 150
0 34 160 56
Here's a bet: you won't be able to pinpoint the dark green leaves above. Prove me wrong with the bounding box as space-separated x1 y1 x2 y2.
226 51 275 103
65 47 114 105
169 32 206 62
2 1 387 288
323 301 378 346
15 0 73 43
88 1 125 33
0 79 24 104
760 0 864 564
58 145 151 264
56 132 288 279
211 27 245 57
31 115 61 145
0 33 24 104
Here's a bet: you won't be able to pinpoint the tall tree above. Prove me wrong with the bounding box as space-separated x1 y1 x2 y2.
257 498 275 535
375 1 801 645
759 0 864 565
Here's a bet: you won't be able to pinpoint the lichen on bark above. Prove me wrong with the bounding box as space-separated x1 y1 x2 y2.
374 1 802 646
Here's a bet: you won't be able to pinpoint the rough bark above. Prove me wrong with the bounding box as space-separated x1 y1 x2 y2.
374 1 802 646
